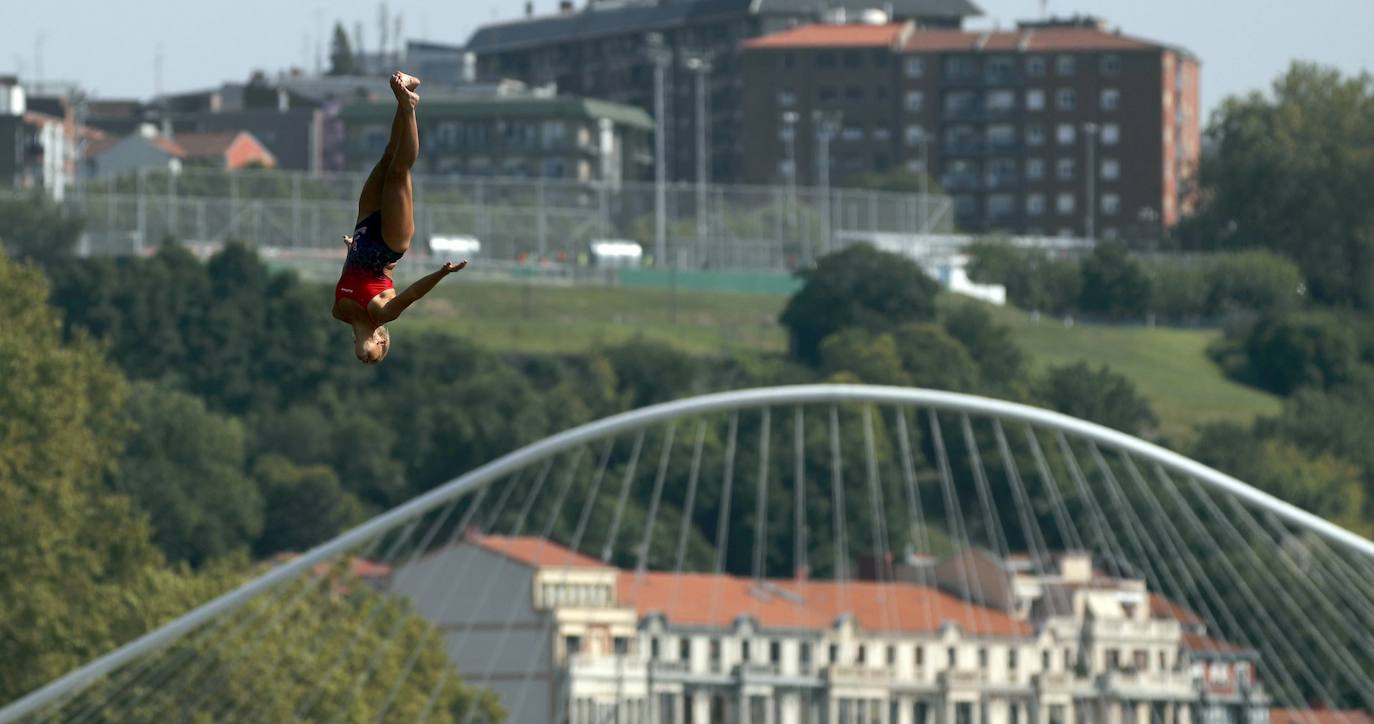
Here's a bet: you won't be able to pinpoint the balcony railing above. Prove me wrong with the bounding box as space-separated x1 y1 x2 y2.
825 664 893 685
1100 670 1195 699
939 669 989 688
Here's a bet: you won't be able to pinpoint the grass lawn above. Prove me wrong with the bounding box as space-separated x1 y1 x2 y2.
396 278 1279 440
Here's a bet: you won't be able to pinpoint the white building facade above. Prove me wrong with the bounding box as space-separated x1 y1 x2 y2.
388 536 1268 724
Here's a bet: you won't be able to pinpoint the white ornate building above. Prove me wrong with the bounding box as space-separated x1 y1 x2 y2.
387 535 1269 724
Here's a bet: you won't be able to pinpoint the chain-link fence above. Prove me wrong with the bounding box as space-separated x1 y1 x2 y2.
67 167 953 272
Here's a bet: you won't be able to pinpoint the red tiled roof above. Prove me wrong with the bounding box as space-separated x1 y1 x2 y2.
618 571 1031 637
1150 593 1203 626
1182 633 1250 655
173 131 240 159
1270 711 1374 724
469 534 610 569
902 27 1157 52
743 22 910 50
148 136 186 158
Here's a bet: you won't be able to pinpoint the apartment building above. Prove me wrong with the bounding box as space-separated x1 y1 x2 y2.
466 0 983 184
338 87 652 184
740 16 1200 238
388 535 1258 724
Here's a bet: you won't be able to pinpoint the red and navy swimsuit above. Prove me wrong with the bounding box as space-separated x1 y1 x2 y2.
334 211 404 312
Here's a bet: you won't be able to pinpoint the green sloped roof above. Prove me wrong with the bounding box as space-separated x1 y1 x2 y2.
340 95 653 130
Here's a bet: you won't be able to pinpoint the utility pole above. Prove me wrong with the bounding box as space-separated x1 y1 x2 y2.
813 110 843 257
683 52 712 253
1083 121 1098 241
646 33 671 267
782 110 799 236
919 129 930 232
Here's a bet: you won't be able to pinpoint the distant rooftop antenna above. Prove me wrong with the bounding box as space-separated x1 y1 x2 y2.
1040 0 1048 18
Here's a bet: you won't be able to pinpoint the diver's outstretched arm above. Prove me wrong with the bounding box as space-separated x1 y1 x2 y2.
373 261 467 324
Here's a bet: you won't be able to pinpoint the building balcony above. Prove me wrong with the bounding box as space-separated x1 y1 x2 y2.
569 654 649 681
939 669 989 689
942 142 984 157
1099 670 1195 700
941 173 981 191
943 73 982 87
984 174 1020 190
825 664 894 686
1034 671 1076 692
943 106 984 122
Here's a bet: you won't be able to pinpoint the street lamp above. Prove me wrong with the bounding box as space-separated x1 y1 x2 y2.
781 110 799 235
1083 121 1099 241
813 110 843 257
645 32 671 266
683 52 713 252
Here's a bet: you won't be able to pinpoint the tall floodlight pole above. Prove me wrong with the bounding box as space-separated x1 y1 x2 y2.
646 33 670 266
782 110 799 237
684 53 712 252
919 129 930 232
1084 121 1099 241
813 110 843 257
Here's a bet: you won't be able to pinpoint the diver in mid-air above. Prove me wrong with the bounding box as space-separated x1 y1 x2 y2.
332 71 467 364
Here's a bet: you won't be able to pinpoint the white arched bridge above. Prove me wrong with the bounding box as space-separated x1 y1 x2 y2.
5 385 1374 723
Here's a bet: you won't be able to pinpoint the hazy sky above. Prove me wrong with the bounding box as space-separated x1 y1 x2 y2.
5 0 1372 120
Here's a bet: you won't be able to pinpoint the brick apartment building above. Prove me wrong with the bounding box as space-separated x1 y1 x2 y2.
740 17 1200 238
466 0 982 185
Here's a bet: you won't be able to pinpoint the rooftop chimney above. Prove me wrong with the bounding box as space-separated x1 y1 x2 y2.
559 0 574 13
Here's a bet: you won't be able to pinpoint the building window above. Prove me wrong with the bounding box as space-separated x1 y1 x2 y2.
1027 194 1046 216
1102 123 1121 145
818 87 837 104
782 51 796 70
944 90 978 114
905 57 925 78
1056 54 1076 76
840 126 865 142
905 125 926 146
1055 88 1076 111
801 642 812 670
857 644 867 664
844 86 864 102
650 637 660 659
565 635 582 656
770 641 781 664
1101 54 1122 76
1101 158 1121 180
945 56 978 80
872 127 892 142
1057 193 1075 214
778 89 797 107
1050 706 1067 724
1135 649 1150 672
742 640 752 662
1009 650 1019 670
1026 56 1047 77
1026 158 1045 180
679 638 691 661
1107 649 1121 670
986 89 1015 111
843 50 863 68
1043 650 1052 671
1057 159 1076 180
978 648 989 669
989 194 1014 217
905 90 925 112
1026 89 1046 111
1101 88 1121 111
947 647 957 668
829 643 839 664
887 645 897 666
1057 123 1076 145
1026 124 1046 147
710 638 722 669
614 637 630 655
916 646 925 667
986 55 1015 83
957 703 974 724
816 51 837 68
987 125 1015 148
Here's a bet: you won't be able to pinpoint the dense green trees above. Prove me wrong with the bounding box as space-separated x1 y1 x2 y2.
1033 363 1159 436
780 245 940 363
1180 63 1374 308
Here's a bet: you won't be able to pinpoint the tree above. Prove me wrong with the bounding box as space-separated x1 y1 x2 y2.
328 21 356 76
780 245 940 364
0 251 166 700
1078 242 1152 320
941 303 1027 394
1033 362 1158 436
1204 250 1304 317
1179 63 1374 308
1243 311 1358 394
109 383 265 567
602 337 703 408
252 455 365 556
0 190 85 267
890 323 980 392
965 239 1081 314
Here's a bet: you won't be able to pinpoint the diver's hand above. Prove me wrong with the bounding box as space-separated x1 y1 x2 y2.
441 260 468 274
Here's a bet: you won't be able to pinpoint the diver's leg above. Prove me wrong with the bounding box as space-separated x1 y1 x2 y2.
356 73 420 224
379 71 419 253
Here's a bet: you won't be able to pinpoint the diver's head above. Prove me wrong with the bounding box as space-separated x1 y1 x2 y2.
355 325 390 365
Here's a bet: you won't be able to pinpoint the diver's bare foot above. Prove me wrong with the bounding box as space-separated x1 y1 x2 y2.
390 72 419 107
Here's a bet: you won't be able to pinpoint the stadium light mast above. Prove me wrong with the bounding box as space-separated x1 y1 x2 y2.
646 33 671 267
684 52 713 251
813 110 843 256
1084 121 1099 241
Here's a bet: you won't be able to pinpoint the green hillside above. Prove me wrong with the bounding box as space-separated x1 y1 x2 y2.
395 279 1279 439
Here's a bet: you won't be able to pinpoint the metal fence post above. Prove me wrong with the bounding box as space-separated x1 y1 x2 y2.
135 167 147 255
537 178 548 261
